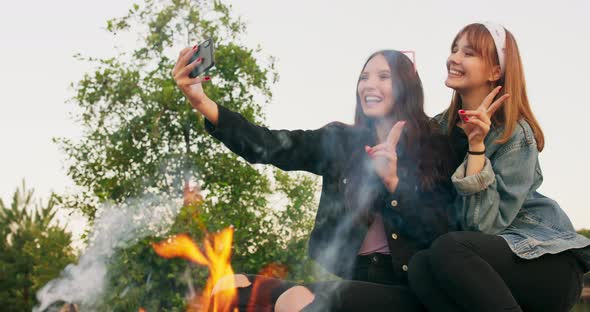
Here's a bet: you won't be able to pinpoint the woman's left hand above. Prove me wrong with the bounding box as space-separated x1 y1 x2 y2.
365 121 406 193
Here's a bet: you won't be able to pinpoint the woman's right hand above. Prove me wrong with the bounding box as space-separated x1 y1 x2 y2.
365 121 406 193
172 45 211 107
458 86 510 149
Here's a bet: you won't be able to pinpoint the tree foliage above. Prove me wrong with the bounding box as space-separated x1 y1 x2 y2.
577 229 590 239
0 181 76 312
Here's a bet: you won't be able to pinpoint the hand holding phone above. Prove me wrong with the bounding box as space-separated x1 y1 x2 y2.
188 38 215 78
172 40 217 115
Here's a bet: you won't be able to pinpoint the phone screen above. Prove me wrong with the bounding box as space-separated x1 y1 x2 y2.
188 38 215 78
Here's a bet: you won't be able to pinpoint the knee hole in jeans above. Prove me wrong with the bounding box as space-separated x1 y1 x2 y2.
211 273 252 295
274 286 315 312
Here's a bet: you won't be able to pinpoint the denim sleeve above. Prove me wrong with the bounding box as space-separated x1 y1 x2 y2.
451 143 538 234
204 104 339 175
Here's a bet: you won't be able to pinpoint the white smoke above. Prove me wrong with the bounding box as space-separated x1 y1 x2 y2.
34 193 182 312
306 158 378 311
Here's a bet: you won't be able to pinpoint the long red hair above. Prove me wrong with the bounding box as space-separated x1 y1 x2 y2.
445 23 545 151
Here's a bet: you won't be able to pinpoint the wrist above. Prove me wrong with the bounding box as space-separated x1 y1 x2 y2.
468 143 485 153
384 176 399 193
189 95 209 109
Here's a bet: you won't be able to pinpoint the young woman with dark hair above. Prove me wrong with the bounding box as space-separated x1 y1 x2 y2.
173 48 459 311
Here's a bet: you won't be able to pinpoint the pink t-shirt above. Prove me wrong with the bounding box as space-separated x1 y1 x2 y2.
358 213 390 255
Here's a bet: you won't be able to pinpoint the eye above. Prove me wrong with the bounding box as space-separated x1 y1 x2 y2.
379 74 391 80
359 75 368 81
463 49 477 57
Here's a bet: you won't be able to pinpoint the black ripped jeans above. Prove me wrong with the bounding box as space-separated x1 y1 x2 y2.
229 253 425 312
408 231 584 312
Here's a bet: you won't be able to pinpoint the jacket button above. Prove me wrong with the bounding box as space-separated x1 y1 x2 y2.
402 264 408 272
342 178 347 184
391 200 398 207
391 233 398 240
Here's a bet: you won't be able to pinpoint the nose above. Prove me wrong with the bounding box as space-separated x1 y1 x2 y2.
359 84 376 97
358 78 376 94
447 52 461 67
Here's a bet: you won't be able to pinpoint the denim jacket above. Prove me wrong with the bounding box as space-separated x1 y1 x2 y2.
434 111 590 269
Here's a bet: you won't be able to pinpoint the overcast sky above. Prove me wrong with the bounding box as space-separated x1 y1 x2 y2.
1 0 589 231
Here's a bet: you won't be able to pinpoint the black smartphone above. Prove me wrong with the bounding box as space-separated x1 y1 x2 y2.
188 38 215 78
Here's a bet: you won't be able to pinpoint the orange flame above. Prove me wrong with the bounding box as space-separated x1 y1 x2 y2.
152 229 237 312
138 308 146 312
257 263 289 279
152 234 208 265
246 263 289 312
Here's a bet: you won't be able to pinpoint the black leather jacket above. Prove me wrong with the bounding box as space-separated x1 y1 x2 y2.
205 105 459 280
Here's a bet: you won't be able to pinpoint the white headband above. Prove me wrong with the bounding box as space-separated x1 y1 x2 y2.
481 22 506 75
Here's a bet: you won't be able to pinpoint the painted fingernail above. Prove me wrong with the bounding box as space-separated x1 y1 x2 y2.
459 110 465 114
464 117 469 121
196 57 202 63
204 76 211 81
193 44 198 50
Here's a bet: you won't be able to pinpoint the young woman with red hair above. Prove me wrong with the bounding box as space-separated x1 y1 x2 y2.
408 23 590 312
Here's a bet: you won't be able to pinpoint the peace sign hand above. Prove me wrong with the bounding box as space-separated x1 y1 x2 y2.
458 86 510 148
365 121 406 193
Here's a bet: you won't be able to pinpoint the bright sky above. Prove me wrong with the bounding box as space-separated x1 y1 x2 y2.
1 0 589 231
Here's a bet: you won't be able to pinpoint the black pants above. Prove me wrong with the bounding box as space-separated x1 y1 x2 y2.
408 231 584 312
231 254 424 312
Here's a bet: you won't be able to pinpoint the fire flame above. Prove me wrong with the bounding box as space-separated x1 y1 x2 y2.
152 229 237 312
245 263 289 312
146 181 290 312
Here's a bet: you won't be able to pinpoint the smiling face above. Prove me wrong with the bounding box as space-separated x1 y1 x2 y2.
357 54 395 118
446 35 500 93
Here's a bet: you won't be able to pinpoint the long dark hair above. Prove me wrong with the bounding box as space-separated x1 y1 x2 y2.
353 50 451 190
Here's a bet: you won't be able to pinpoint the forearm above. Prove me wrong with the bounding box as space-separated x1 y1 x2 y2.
452 143 538 234
190 95 219 126
203 104 333 175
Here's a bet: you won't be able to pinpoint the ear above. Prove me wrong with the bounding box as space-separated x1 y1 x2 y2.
488 65 502 82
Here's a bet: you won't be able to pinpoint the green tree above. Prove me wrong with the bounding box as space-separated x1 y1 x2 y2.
0 181 76 312
577 229 590 239
55 0 320 309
